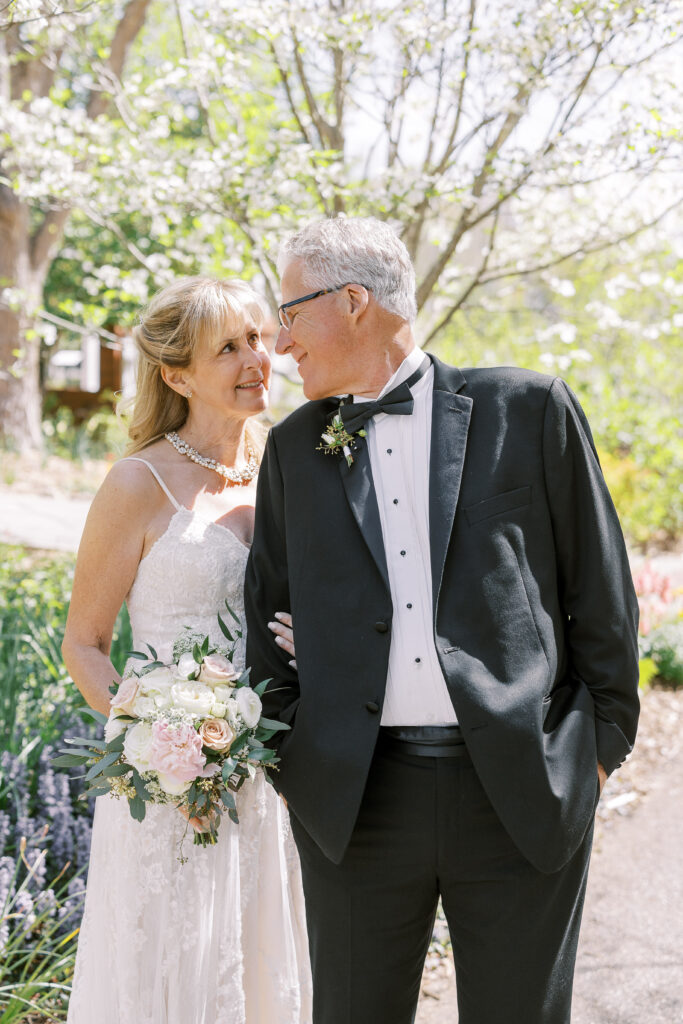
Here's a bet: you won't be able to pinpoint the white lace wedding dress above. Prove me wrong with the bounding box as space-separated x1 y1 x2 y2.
67 460 312 1024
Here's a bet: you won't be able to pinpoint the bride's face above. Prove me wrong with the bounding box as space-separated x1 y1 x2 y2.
186 314 271 420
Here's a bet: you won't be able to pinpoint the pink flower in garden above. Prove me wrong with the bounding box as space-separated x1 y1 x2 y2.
149 720 207 783
632 561 674 636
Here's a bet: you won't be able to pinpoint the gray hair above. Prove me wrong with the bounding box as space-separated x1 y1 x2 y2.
278 217 417 323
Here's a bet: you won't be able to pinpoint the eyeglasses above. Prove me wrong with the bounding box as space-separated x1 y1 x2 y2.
277 282 369 330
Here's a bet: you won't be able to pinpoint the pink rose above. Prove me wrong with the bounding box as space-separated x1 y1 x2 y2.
111 676 139 716
198 654 238 687
148 720 207 784
199 718 235 753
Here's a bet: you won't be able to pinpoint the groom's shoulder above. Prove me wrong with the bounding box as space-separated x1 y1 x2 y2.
459 364 556 398
269 396 339 444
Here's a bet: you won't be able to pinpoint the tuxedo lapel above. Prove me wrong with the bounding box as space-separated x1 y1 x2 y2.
338 438 389 588
429 357 472 608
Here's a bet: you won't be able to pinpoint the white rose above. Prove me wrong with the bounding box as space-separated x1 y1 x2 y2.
132 694 157 719
171 681 215 719
123 722 154 773
213 684 234 704
139 666 174 693
156 772 192 796
104 713 128 742
210 701 228 718
176 652 199 679
234 687 262 729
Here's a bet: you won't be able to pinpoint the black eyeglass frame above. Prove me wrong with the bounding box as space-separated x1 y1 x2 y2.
277 282 369 330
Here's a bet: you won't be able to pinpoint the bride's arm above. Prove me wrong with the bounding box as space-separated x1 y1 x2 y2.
62 461 162 716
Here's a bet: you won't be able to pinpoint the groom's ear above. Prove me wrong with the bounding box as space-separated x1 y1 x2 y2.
346 283 370 319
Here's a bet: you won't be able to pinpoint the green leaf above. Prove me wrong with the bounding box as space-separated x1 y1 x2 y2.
145 642 158 661
229 731 249 755
252 678 272 697
217 612 234 642
63 736 108 749
193 642 203 663
138 660 165 676
102 763 132 777
228 807 239 825
78 707 109 726
248 748 276 762
52 754 91 767
221 789 236 810
129 795 146 822
224 601 241 624
127 651 149 661
257 717 290 732
131 770 151 802
85 750 120 781
105 732 127 753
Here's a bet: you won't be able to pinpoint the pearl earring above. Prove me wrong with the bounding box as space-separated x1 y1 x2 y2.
185 389 192 399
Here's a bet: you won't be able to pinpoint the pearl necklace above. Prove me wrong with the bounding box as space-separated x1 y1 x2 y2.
165 431 259 486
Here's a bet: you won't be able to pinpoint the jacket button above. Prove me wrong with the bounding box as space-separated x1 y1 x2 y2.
374 621 389 633
365 701 380 713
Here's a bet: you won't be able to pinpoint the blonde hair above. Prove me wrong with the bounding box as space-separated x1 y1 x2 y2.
124 277 268 455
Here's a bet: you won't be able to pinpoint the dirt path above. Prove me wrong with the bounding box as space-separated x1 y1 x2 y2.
417 691 683 1023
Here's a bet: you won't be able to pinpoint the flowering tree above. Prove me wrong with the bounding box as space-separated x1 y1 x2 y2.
0 0 152 448
1 0 682 450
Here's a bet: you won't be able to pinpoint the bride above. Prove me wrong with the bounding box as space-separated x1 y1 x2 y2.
62 277 312 1024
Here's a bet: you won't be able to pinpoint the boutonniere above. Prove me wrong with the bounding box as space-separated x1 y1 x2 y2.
317 414 367 468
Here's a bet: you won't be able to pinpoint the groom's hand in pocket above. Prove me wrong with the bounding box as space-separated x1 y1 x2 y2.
268 611 297 669
597 762 607 795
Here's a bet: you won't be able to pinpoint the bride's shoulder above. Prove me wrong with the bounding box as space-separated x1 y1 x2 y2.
94 445 168 517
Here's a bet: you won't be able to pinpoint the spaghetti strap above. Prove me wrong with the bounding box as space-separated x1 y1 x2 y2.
122 457 182 511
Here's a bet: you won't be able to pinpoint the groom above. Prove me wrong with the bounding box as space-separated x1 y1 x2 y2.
244 217 640 1024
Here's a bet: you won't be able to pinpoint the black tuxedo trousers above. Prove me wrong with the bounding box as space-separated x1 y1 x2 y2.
291 735 594 1024
245 359 639 1022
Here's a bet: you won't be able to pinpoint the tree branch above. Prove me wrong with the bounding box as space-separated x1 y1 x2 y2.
86 0 152 120
416 86 529 309
29 206 70 272
422 206 500 349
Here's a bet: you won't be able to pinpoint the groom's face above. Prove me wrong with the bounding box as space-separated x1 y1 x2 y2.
276 260 365 400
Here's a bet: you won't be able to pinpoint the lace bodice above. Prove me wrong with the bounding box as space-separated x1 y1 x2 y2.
124 460 249 671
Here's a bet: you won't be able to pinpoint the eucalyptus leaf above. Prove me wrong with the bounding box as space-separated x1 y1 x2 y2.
129 795 146 822
52 753 91 767
78 707 109 726
257 717 290 731
102 763 131 777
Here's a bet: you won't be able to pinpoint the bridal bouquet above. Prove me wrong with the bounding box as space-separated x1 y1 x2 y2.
54 604 288 852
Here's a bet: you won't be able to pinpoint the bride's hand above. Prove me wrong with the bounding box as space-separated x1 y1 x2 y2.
177 804 215 834
268 611 297 669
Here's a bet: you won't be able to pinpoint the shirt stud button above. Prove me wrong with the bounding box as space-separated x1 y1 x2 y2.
386 448 392 454
400 550 406 556
407 603 413 609
415 657 421 663
393 498 399 505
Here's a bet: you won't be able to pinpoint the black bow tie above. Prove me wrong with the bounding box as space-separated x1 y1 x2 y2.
339 356 430 434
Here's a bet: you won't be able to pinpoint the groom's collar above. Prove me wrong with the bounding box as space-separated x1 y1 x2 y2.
428 353 467 395
351 346 428 403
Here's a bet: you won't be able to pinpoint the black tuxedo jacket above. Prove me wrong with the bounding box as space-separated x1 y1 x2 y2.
244 357 639 873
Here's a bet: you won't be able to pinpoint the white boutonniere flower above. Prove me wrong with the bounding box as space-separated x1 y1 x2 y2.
317 414 367 467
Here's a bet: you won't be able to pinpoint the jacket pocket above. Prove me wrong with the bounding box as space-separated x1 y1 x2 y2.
464 485 532 526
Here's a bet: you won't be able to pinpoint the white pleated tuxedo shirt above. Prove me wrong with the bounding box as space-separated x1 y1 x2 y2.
353 347 458 726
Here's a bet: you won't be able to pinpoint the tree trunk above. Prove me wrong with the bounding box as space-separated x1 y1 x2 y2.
0 190 44 452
